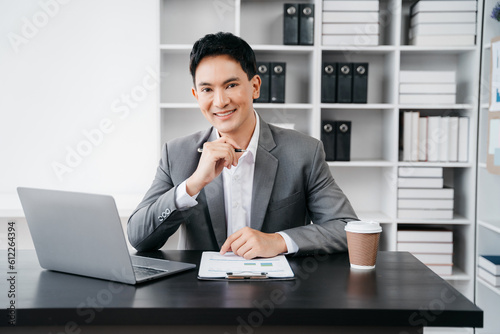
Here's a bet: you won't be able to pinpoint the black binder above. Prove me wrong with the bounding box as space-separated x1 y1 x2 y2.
321 120 336 161
299 4 314 45
321 63 337 103
283 4 299 45
352 63 368 104
337 63 353 103
335 121 351 161
255 62 270 103
270 62 286 103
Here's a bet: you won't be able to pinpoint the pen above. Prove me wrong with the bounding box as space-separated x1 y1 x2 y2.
197 148 247 153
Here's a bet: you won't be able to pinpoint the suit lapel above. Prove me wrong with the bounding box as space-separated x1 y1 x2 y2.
204 175 227 248
200 129 227 248
250 118 278 231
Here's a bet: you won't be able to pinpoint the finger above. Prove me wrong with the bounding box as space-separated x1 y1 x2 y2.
220 238 232 255
226 153 236 166
210 143 236 168
230 228 256 257
223 144 237 167
207 137 245 154
223 229 249 256
232 149 238 167
242 248 257 260
219 136 241 150
219 137 243 166
229 233 249 256
201 143 236 169
219 245 231 255
231 238 248 257
202 140 233 153
235 242 254 259
220 231 240 254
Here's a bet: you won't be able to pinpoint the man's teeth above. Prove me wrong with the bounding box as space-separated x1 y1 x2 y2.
216 110 235 117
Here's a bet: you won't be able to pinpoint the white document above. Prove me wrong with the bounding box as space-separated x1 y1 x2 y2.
409 34 475 47
399 70 456 83
448 117 459 162
418 117 428 161
323 1 379 12
410 12 476 25
322 11 379 23
439 117 450 162
411 111 420 162
198 251 294 280
403 111 412 161
458 117 469 162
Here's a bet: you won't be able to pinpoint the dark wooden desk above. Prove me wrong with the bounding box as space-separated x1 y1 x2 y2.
1 250 482 333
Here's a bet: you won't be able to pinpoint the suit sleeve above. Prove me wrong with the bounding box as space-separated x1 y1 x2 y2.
127 143 196 251
281 140 358 255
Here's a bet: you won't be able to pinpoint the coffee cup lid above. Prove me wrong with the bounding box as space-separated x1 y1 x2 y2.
345 221 382 234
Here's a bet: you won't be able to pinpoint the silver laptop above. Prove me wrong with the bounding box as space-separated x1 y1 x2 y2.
17 187 196 284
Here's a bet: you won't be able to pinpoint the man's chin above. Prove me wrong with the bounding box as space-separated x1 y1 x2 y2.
214 124 236 136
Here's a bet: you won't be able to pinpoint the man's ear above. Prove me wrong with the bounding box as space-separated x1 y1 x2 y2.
251 75 262 100
192 86 198 100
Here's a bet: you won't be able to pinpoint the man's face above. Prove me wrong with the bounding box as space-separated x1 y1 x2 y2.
192 54 261 137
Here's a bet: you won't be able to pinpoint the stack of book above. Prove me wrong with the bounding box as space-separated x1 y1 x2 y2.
409 0 477 46
397 226 454 276
478 255 500 287
399 70 456 105
402 111 469 163
398 167 454 220
322 0 380 46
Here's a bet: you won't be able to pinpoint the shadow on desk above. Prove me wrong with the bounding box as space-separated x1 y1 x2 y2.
34 270 137 309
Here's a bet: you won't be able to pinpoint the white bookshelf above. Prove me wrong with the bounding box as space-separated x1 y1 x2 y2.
159 0 482 305
476 1 500 333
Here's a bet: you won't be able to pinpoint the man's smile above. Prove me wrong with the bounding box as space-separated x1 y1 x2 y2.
213 109 236 118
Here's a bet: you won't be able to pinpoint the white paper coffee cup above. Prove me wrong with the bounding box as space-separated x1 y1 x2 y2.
345 221 382 269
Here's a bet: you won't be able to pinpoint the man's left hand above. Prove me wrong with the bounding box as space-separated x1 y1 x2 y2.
220 227 287 259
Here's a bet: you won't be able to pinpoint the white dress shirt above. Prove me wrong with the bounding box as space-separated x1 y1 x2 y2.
175 112 298 254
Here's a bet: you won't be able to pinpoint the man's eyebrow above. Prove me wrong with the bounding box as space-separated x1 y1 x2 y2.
223 77 240 85
197 81 211 87
197 77 241 88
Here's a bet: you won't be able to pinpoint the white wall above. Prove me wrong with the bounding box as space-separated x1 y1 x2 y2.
0 0 159 216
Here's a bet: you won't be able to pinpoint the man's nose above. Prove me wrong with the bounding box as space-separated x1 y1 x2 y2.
214 89 230 108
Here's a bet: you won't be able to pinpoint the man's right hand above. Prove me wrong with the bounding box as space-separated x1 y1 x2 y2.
185 137 242 196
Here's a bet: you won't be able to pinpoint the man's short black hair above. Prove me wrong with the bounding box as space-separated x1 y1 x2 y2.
189 32 257 85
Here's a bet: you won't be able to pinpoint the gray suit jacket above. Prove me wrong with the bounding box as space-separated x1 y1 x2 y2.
127 116 358 255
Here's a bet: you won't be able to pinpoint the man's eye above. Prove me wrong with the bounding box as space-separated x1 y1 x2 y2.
227 83 237 89
201 88 212 92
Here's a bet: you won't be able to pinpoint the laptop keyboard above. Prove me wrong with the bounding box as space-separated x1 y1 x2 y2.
133 265 167 280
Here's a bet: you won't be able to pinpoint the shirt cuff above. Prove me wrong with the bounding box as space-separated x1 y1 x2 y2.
277 231 299 254
175 180 199 210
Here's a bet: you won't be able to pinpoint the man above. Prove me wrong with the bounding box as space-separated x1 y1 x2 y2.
128 32 358 259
